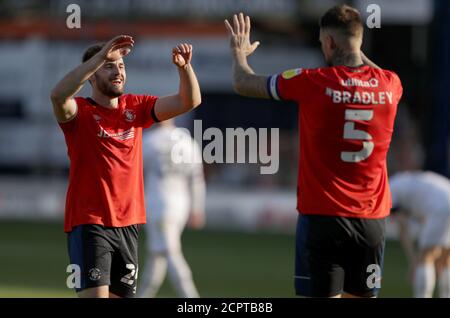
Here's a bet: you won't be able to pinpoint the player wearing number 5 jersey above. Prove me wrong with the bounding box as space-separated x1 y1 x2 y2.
225 5 402 297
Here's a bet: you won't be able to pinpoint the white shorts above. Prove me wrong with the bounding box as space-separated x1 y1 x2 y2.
419 212 450 249
145 213 188 253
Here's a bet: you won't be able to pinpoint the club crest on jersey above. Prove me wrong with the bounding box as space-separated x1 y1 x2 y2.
123 109 136 122
281 68 302 79
88 268 101 281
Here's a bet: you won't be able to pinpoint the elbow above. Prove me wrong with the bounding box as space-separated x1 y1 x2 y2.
183 95 202 111
192 95 202 108
51 88 72 107
232 82 240 95
50 88 64 104
232 80 247 97
50 89 59 102
233 87 245 96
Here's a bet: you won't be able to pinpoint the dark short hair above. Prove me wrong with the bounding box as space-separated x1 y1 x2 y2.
82 43 105 63
319 4 363 37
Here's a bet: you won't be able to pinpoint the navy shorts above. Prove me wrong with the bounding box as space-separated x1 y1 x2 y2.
67 224 139 298
295 214 386 297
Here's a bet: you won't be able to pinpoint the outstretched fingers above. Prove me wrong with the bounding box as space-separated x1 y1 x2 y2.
245 15 251 34
225 13 251 36
233 14 240 34
224 13 260 56
238 12 246 34
224 19 235 36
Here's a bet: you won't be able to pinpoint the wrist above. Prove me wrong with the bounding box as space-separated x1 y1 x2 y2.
232 49 247 60
177 63 191 72
232 51 250 68
90 53 107 65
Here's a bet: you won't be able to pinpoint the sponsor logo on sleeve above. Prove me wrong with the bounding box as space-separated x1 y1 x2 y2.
281 68 302 79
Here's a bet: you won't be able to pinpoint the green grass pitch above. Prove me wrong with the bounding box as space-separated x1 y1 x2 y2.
0 220 411 298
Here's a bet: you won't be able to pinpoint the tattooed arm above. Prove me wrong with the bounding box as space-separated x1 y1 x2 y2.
225 13 270 99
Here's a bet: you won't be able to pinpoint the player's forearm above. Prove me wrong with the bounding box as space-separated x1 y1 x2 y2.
231 52 269 98
51 55 105 103
361 51 381 69
176 64 202 111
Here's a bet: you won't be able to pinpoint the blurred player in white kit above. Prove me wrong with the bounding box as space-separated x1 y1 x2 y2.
390 171 450 298
138 119 206 298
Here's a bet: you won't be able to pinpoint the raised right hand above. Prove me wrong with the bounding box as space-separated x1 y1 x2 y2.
98 35 134 62
225 12 260 57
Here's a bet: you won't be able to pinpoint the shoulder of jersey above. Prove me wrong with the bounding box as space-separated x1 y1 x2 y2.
74 96 87 103
280 67 324 79
73 96 90 109
383 69 401 83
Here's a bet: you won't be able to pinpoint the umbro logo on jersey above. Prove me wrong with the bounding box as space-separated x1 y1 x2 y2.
341 78 379 88
93 114 101 122
123 109 136 122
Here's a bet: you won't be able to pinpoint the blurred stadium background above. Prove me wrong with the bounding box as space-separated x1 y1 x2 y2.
0 0 449 297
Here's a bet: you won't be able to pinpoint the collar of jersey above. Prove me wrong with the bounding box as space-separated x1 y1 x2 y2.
86 97 121 111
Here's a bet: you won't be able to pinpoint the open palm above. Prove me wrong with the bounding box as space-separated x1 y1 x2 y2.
225 13 260 56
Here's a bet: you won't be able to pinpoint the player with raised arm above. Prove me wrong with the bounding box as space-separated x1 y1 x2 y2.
138 119 206 298
50 35 201 298
225 6 403 297
390 171 450 298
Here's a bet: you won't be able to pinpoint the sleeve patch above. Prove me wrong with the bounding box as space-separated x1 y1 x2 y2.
281 68 302 79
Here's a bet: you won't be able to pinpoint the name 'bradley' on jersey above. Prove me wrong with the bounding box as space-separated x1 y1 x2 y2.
325 87 394 105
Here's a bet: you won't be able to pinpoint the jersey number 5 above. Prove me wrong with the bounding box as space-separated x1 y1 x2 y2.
341 109 374 163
